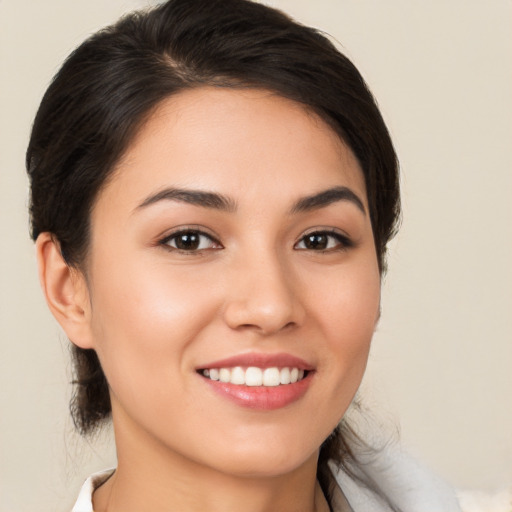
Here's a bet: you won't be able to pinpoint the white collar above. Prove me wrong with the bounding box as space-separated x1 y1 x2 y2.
71 468 115 512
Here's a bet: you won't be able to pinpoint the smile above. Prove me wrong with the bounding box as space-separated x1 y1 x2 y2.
200 366 307 387
197 353 314 410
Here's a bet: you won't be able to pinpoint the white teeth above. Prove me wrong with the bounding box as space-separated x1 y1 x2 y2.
279 367 291 384
202 366 307 386
230 366 245 385
219 368 231 383
245 367 263 386
262 367 280 387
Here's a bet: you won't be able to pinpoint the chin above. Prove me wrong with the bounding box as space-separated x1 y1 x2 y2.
201 436 319 479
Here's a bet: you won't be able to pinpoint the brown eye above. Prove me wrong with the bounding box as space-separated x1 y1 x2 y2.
303 233 329 250
162 230 219 251
295 231 351 251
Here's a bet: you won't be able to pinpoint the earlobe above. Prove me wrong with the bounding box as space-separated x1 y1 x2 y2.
35 233 95 349
374 304 382 331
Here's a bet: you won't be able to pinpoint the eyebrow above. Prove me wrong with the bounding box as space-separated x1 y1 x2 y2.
290 186 366 215
137 188 237 212
136 185 365 215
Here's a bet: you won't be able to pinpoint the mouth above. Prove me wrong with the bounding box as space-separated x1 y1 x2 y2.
196 353 314 410
198 366 309 387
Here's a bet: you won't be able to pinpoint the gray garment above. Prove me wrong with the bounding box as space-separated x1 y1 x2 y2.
334 444 461 512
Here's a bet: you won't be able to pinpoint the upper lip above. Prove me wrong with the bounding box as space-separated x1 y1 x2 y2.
197 352 315 371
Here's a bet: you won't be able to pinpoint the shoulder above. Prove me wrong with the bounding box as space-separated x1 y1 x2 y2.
334 444 462 512
71 469 115 512
70 454 464 512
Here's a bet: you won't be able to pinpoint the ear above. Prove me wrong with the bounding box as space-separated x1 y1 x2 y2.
35 233 95 349
374 303 382 331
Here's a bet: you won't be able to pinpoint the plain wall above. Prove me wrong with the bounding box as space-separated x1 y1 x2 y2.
1 1 510 510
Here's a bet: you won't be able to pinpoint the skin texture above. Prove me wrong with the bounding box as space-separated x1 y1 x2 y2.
37 87 380 512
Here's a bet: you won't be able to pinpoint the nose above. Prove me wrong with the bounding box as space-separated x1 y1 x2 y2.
222 250 304 335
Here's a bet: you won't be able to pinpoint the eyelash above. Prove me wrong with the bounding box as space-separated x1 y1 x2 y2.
159 229 222 253
294 230 353 252
159 228 353 254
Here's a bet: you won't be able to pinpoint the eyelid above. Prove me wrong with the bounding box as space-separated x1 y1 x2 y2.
294 228 354 251
158 225 223 251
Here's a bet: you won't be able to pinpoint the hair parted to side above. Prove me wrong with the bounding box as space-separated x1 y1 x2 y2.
27 0 400 506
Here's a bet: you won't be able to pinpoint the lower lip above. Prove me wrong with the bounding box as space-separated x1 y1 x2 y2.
202 373 313 410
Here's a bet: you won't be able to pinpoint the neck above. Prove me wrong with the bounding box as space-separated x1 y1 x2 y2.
93 412 328 512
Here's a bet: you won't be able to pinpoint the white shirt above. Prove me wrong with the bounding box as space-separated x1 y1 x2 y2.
71 469 114 512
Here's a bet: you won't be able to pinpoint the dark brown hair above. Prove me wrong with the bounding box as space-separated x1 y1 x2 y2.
27 0 400 508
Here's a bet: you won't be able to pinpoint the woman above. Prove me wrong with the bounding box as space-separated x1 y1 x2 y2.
27 0 461 510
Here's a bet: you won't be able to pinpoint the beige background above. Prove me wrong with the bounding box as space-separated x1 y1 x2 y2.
1 1 511 510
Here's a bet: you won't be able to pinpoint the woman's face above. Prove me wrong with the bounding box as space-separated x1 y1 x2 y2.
79 87 380 478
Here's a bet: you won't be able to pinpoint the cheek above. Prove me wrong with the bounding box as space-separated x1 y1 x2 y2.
86 257 221 397
91 247 219 333
318 257 380 340
311 257 380 396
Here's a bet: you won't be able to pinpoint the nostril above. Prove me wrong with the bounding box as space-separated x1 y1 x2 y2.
222 268 304 334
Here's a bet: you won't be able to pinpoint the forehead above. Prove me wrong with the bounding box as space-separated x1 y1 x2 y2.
98 86 367 212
